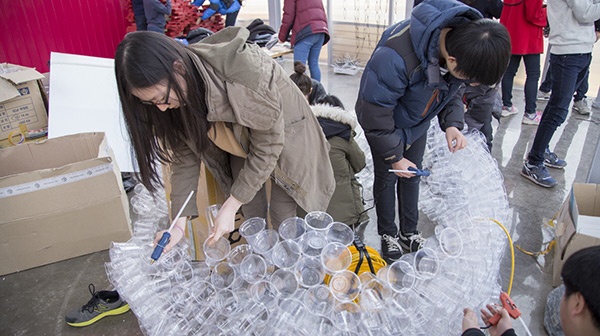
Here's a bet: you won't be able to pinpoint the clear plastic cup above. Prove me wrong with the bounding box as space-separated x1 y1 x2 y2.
272 239 301 270
239 253 267 284
413 247 440 279
359 277 391 310
300 230 328 257
331 301 362 331
303 284 335 316
203 236 231 267
239 217 267 245
279 217 308 241
190 280 218 304
251 229 279 263
250 280 279 307
329 270 361 302
436 226 463 258
304 211 334 232
387 260 417 293
295 256 326 288
320 242 352 274
210 261 240 289
277 298 307 327
270 269 299 298
307 315 335 335
205 204 221 234
226 244 253 270
326 222 355 246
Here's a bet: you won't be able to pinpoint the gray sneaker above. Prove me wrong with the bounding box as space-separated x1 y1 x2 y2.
65 284 130 327
573 99 591 115
537 90 550 101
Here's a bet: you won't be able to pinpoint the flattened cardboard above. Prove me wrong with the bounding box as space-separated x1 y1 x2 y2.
553 183 600 286
0 132 131 275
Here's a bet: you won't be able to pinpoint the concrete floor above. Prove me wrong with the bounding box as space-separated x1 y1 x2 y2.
1 58 599 336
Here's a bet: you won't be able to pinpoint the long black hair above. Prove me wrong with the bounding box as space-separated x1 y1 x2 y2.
115 31 211 192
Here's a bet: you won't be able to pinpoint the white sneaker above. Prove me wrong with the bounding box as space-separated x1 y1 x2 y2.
537 90 550 101
522 111 542 125
573 99 591 115
501 105 519 117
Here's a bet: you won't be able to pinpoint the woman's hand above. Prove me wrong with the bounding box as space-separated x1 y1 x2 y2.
208 195 243 245
445 126 467 153
153 217 187 253
481 304 513 336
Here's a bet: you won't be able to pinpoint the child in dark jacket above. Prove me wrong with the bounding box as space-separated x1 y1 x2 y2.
311 95 368 227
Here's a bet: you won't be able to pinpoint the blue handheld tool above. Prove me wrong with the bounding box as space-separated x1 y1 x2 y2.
388 168 431 176
150 190 195 264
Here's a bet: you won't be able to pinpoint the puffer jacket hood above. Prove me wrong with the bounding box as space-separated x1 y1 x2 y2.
311 104 357 141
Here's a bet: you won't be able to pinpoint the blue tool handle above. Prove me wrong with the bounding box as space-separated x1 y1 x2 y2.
408 167 431 177
151 231 171 262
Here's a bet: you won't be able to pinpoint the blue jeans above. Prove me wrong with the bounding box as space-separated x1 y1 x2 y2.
372 133 426 237
528 53 592 165
293 33 325 81
540 62 589 101
502 54 541 114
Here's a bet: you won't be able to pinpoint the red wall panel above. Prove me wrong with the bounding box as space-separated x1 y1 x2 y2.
0 0 129 73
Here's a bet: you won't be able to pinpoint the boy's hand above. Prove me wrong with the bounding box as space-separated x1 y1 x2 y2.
390 158 417 178
445 126 467 153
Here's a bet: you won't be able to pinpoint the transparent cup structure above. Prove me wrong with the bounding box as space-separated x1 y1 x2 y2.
210 262 240 289
359 277 391 310
239 217 267 245
270 269 299 298
190 280 218 305
203 236 231 267
226 244 253 271
320 242 352 274
239 253 268 284
300 230 328 257
250 280 279 307
387 260 417 293
329 270 361 302
279 216 307 241
331 301 362 331
304 284 335 316
326 222 355 246
251 229 279 263
277 298 307 328
272 239 301 270
436 226 464 258
205 204 221 235
295 256 326 288
413 247 440 279
304 211 334 232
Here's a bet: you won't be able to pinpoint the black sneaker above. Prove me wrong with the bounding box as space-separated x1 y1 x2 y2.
65 284 130 327
380 234 403 264
543 148 567 169
521 162 557 188
399 231 425 253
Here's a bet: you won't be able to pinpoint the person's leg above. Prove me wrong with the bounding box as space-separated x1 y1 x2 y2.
268 181 297 231
293 34 322 80
524 53 591 186
501 55 521 108
464 84 496 150
230 155 268 219
539 44 552 94
572 67 591 115
225 10 239 27
134 15 147 31
397 133 427 252
522 54 541 115
306 33 325 81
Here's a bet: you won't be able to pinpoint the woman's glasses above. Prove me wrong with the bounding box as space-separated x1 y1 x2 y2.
138 82 171 106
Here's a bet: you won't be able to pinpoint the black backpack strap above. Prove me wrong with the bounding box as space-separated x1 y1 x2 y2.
383 25 420 78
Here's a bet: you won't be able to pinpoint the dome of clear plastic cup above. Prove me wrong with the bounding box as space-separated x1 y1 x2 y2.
437 226 463 258
413 247 440 279
272 239 301 270
239 217 267 245
227 244 253 270
295 256 325 288
270 269 298 298
320 242 352 274
326 222 355 246
279 217 307 241
304 284 335 316
387 260 417 293
203 236 231 267
300 230 328 257
329 270 361 302
359 277 391 310
239 254 267 284
304 211 334 232
210 261 240 289
250 280 279 307
331 301 362 331
251 229 279 263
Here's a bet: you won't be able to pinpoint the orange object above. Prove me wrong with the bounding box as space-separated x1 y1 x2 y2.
488 292 522 325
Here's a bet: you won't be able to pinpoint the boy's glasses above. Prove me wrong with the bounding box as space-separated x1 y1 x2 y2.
139 82 171 106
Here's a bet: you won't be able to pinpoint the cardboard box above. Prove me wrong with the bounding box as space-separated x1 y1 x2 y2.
0 132 132 275
0 63 48 141
553 183 600 286
163 163 244 261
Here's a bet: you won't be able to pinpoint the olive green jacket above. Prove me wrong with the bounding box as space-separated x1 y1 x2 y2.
170 27 335 217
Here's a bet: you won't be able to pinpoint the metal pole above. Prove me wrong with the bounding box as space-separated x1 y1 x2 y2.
268 0 282 33
388 0 395 26
327 0 332 67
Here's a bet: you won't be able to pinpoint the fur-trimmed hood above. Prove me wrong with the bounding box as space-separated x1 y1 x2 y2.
310 104 358 129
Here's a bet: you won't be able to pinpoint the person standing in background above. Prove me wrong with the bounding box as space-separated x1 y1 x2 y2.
132 0 147 31
143 0 172 33
499 0 547 125
278 0 329 81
